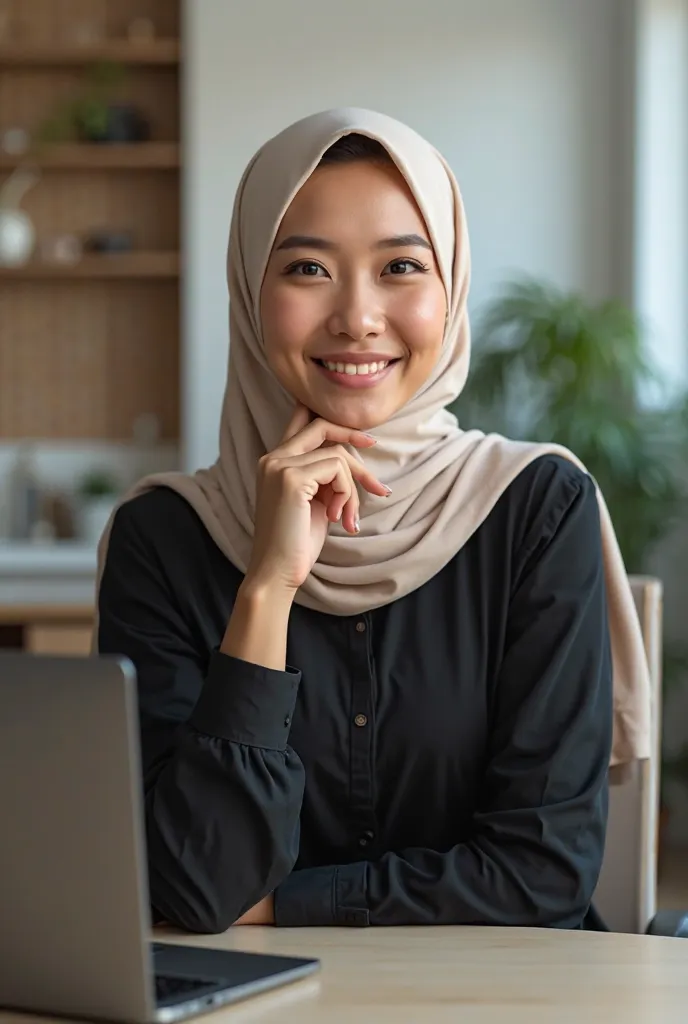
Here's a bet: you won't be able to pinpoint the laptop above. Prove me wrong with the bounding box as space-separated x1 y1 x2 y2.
0 653 320 1023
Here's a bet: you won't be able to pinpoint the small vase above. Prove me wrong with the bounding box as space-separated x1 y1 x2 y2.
0 165 40 267
80 496 118 547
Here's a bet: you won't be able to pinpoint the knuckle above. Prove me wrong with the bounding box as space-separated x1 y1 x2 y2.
259 453 277 473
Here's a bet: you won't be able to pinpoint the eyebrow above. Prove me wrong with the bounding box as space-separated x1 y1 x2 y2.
275 232 432 252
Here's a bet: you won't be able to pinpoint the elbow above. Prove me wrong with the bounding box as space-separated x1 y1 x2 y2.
523 866 599 930
148 848 298 935
149 873 238 935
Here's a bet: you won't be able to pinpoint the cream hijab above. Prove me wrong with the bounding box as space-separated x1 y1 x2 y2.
96 108 650 768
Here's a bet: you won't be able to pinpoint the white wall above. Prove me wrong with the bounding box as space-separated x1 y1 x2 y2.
182 0 632 471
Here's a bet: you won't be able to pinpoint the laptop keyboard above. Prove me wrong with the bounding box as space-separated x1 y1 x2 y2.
155 974 215 1003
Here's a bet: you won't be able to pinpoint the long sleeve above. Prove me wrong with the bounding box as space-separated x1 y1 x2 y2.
274 469 613 928
97 498 306 933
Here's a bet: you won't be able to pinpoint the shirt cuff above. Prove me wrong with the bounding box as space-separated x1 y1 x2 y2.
189 650 301 750
274 862 369 927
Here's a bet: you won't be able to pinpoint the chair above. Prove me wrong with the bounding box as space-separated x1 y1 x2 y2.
594 575 688 936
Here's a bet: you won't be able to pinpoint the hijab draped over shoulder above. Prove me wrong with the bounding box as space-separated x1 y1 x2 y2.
95 108 651 769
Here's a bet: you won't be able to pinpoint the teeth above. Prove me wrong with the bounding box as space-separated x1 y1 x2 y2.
322 360 389 375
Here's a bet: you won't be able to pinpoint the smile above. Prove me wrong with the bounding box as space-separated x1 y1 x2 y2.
313 358 399 389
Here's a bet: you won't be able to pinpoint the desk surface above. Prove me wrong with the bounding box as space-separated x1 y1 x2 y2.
0 926 684 1024
154 925 687 1024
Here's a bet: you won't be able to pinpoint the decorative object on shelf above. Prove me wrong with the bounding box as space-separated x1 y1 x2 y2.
84 229 133 254
0 165 40 266
77 469 120 547
39 61 151 145
66 19 105 47
0 127 30 156
40 232 82 265
127 17 156 43
81 102 151 143
6 444 41 540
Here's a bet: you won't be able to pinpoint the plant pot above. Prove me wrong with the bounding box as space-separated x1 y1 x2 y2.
80 496 117 547
78 103 151 144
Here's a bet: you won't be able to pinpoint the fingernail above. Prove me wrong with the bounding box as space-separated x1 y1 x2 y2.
383 486 392 496
354 518 360 533
363 433 377 443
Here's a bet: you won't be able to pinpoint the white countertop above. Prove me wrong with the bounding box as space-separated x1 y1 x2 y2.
0 542 98 604
0 541 98 574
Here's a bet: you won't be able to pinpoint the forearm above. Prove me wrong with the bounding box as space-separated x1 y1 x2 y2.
145 652 305 933
274 801 606 930
221 580 294 671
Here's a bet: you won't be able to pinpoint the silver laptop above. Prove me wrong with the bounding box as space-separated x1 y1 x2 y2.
0 653 320 1023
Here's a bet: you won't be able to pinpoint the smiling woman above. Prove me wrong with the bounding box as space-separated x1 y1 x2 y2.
94 108 650 936
260 140 447 430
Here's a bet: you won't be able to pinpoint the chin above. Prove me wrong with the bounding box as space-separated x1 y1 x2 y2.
309 397 394 431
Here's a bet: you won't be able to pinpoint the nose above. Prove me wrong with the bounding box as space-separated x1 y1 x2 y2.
326 278 385 340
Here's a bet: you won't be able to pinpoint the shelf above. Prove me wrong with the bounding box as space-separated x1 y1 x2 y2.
0 143 180 170
0 252 180 280
0 39 180 67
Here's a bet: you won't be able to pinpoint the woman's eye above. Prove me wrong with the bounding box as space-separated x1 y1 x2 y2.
385 259 428 276
286 261 326 277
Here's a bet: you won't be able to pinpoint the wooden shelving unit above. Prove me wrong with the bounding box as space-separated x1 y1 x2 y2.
0 0 182 444
0 142 180 170
0 252 180 279
0 39 180 66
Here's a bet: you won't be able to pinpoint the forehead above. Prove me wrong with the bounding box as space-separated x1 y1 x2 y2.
274 160 429 241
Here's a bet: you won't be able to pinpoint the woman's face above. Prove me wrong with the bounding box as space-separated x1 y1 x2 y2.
260 158 447 431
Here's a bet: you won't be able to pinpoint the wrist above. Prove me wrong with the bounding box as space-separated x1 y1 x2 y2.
238 576 296 612
221 578 294 671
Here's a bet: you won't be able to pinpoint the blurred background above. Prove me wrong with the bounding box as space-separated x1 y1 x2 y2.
1 0 687 885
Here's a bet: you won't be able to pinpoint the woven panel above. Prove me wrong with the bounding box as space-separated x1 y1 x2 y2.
0 280 179 439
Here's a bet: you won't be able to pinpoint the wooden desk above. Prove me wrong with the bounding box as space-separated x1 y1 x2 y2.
151 925 688 1023
0 604 93 655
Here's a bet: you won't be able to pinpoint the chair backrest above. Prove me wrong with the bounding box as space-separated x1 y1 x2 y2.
593 576 663 933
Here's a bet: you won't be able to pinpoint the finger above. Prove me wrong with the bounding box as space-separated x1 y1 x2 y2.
277 418 377 459
281 402 312 444
334 485 360 534
280 452 359 534
316 483 358 532
292 458 356 530
270 446 388 499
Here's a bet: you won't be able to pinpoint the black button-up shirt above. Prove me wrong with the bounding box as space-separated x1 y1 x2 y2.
97 455 612 933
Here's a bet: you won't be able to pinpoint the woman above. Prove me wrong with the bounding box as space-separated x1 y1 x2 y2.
96 108 650 934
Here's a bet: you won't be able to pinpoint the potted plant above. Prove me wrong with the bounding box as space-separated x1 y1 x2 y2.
451 277 688 829
38 61 150 145
77 469 120 546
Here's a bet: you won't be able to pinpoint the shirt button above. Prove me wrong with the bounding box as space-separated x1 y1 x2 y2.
354 713 368 727
359 830 374 847
284 715 291 727
355 621 366 633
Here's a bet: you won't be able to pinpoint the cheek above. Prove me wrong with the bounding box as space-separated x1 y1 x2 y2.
391 286 446 359
262 286 319 361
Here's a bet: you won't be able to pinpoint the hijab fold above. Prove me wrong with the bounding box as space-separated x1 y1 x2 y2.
95 108 651 769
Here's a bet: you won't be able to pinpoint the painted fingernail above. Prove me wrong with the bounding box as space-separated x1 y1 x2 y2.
354 518 361 533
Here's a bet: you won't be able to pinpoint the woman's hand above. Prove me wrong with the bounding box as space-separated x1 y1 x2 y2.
244 403 390 595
